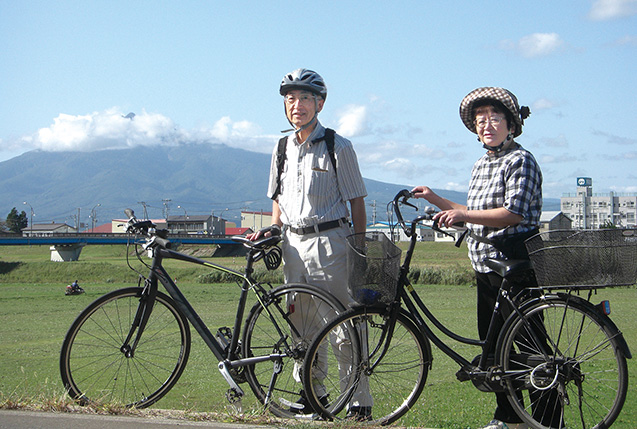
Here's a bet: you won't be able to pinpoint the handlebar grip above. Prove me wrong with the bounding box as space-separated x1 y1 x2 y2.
153 236 172 249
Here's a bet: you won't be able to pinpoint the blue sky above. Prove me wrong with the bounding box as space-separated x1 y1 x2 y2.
1 0 636 201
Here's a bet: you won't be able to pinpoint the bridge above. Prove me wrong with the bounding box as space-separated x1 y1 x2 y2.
0 233 244 261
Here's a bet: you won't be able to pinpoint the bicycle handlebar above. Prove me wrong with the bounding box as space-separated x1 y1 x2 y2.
122 209 282 252
391 190 466 246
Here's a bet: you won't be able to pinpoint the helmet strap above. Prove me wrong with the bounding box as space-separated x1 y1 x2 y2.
280 98 320 137
482 133 514 153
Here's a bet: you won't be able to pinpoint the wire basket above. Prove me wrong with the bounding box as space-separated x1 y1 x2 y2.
347 232 402 305
525 229 637 289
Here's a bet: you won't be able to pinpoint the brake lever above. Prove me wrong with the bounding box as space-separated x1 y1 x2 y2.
432 218 468 248
399 191 417 210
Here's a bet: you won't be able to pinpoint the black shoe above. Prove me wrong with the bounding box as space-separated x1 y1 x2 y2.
345 406 372 421
288 390 329 414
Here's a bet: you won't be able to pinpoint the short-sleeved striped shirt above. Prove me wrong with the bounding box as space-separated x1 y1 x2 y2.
267 122 367 228
466 143 542 272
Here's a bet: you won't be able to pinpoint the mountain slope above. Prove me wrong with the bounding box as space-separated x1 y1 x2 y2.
0 143 558 226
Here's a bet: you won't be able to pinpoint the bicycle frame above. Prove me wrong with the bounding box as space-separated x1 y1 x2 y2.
123 242 289 402
381 195 555 382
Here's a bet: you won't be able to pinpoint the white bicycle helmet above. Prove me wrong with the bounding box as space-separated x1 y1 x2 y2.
280 68 327 100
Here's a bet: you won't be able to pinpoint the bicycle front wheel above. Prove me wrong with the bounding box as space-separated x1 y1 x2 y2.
498 295 628 429
302 306 430 426
60 287 191 408
242 283 345 419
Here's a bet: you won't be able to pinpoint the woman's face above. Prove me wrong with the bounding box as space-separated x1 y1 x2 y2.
474 105 510 148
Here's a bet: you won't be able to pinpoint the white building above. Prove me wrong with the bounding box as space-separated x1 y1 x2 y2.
561 177 637 229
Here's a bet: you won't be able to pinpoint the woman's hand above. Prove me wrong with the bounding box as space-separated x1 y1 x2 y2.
433 209 468 228
411 185 434 200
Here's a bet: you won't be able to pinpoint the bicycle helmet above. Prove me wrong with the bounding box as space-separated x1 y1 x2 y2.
279 68 327 100
459 87 530 137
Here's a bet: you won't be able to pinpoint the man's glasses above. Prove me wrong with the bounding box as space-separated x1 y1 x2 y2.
474 116 506 129
284 93 316 106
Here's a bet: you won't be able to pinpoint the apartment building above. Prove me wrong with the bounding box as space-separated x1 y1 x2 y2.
561 177 637 229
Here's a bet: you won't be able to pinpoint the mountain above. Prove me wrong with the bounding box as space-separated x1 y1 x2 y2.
0 143 559 227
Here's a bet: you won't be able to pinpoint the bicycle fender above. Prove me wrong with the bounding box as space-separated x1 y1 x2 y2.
507 294 632 360
555 293 632 359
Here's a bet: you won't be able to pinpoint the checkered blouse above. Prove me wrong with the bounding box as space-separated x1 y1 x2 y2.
466 143 542 273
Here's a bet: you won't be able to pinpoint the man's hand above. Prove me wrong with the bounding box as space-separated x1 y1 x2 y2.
247 224 282 241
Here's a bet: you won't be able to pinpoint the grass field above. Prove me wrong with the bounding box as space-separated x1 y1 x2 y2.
1 243 636 428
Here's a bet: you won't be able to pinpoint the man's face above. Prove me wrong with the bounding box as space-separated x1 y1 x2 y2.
284 90 324 128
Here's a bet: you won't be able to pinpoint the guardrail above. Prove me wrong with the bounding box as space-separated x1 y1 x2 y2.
0 233 238 246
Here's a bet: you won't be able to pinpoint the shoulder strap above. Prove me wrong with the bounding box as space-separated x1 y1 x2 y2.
324 128 337 174
271 128 337 201
271 136 288 200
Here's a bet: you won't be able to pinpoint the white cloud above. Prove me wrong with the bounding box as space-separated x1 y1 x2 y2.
14 108 274 155
28 109 184 152
383 158 418 179
335 104 369 138
532 98 557 111
500 33 565 58
589 0 637 20
540 134 569 148
610 35 637 46
592 129 637 145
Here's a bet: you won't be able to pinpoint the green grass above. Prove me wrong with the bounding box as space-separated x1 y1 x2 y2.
1 243 636 428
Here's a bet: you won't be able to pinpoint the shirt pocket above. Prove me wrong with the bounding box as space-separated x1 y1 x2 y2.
307 156 336 196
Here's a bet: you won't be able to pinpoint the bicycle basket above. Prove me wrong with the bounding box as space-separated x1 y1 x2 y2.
347 232 402 305
525 229 637 289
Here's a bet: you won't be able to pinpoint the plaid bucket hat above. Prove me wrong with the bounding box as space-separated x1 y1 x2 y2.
459 87 530 137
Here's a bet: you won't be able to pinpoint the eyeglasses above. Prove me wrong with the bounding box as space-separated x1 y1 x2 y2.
474 116 506 129
284 93 316 106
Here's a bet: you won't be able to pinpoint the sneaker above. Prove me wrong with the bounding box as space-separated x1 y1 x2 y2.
479 420 527 429
288 390 329 414
345 406 373 422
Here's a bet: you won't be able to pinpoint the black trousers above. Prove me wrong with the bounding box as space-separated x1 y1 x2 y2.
476 271 562 427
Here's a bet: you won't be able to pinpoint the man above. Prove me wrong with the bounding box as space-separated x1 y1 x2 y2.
251 68 370 419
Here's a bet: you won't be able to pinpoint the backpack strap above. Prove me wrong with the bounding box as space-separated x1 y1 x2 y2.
271 128 337 201
323 128 337 176
271 136 288 200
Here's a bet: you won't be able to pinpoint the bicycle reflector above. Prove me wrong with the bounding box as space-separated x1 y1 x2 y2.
264 247 282 271
597 300 611 316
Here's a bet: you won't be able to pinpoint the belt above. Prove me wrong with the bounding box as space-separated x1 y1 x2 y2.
288 218 348 235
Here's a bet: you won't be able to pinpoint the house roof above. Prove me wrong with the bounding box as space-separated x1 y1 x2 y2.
22 223 75 232
241 210 273 216
226 227 253 236
167 215 212 222
85 223 112 233
540 211 562 222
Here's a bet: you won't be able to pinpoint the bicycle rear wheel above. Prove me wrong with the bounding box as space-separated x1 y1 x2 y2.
302 306 431 426
60 287 191 408
242 283 345 419
498 295 628 429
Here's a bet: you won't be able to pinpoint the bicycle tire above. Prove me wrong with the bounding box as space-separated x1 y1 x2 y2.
60 287 191 408
242 283 346 419
302 306 431 426
497 295 628 429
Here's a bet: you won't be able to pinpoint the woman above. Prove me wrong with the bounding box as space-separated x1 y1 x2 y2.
412 87 557 429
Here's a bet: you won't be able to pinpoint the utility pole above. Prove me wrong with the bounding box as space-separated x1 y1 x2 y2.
368 200 377 225
162 199 172 219
137 201 149 219
23 201 34 239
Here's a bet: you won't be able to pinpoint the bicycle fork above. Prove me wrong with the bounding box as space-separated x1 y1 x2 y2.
120 277 157 358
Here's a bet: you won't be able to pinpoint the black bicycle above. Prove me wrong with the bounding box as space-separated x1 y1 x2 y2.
60 210 346 418
302 190 633 428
